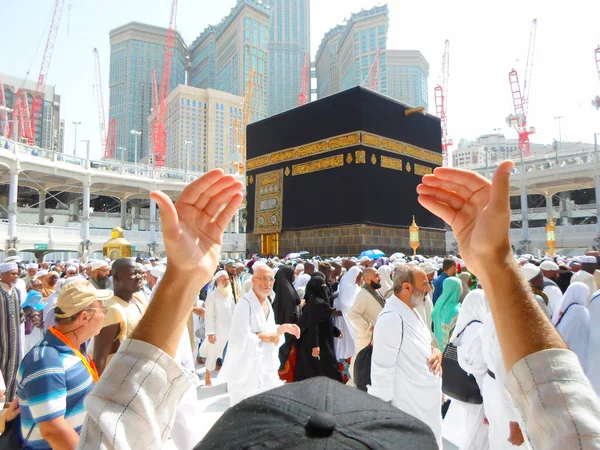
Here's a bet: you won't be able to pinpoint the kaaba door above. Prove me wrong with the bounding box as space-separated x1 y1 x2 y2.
261 233 279 256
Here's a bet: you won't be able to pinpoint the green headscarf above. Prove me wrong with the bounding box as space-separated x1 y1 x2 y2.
432 276 462 352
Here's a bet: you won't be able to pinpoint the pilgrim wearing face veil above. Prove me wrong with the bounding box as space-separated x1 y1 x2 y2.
294 275 343 382
273 265 301 379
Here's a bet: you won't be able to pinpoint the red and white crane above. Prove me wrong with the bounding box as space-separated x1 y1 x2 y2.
434 40 452 166
0 73 7 137
297 52 309 106
507 19 537 158
18 0 65 145
593 46 600 110
151 0 178 167
362 49 381 91
93 48 117 159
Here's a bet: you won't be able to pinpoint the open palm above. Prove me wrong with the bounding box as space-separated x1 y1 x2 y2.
416 161 515 276
151 169 244 283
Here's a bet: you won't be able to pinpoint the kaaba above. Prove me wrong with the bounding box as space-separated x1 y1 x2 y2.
245 86 447 257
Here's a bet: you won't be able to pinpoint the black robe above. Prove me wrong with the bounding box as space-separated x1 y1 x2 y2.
273 265 301 368
295 277 342 383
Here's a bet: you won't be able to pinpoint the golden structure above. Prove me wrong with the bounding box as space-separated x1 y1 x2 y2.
103 227 132 260
546 217 556 256
261 233 279 255
409 216 420 257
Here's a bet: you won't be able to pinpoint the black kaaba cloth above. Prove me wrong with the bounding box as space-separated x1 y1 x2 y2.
245 86 445 235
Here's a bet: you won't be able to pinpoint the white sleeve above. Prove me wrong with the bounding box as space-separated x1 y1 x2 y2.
79 339 191 449
457 323 487 381
368 313 402 402
204 292 216 336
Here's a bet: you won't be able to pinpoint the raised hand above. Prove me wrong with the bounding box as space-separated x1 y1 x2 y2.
417 160 514 278
277 323 301 339
151 169 244 284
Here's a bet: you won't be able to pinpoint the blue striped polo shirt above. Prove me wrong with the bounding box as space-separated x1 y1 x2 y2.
16 330 94 449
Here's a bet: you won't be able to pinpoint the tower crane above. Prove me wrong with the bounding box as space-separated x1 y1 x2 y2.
362 49 381 91
93 48 117 159
434 40 451 166
593 46 600 110
297 52 309 106
507 19 537 158
0 73 7 137
151 0 178 167
232 67 255 176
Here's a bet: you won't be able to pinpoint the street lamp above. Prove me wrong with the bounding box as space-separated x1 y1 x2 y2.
130 130 141 165
409 216 420 257
80 140 90 161
72 121 81 155
184 140 193 174
117 146 127 163
554 116 563 163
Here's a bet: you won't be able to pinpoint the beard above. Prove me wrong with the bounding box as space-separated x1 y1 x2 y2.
96 277 110 289
370 280 382 290
409 289 426 308
218 283 233 298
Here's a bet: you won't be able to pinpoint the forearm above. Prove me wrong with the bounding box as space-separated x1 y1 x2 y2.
477 253 566 371
42 425 79 450
132 269 203 358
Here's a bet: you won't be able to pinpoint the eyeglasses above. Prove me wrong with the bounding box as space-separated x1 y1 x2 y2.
255 276 275 283
87 307 109 314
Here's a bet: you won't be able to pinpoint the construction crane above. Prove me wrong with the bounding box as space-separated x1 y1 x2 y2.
297 52 309 106
507 19 537 158
434 40 452 166
232 67 255 176
93 48 117 159
21 0 65 145
0 73 7 137
593 46 600 110
362 49 381 91
151 0 178 167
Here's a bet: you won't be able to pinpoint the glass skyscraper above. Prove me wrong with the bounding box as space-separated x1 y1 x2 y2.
387 50 429 110
109 22 187 162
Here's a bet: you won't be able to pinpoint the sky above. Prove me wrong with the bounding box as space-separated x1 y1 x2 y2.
1 0 599 161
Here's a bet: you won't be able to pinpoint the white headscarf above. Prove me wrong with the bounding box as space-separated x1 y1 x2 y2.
450 289 489 342
552 282 590 370
336 266 362 314
377 265 393 298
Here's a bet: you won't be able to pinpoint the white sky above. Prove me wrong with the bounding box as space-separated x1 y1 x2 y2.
1 0 599 160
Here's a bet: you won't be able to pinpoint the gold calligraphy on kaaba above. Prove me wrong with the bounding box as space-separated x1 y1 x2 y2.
355 150 366 164
292 154 344 176
381 156 403 171
362 133 442 165
254 169 283 235
415 164 434 176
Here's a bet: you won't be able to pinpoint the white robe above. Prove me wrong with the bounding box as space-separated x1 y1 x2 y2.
570 270 597 306
543 279 563 316
333 266 361 360
588 289 600 395
369 295 443 448
203 287 235 371
218 289 283 406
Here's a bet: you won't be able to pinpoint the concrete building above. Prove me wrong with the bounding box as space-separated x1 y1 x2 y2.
315 5 389 98
108 22 187 163
0 73 61 151
189 1 270 122
386 50 429 109
263 0 311 116
165 85 243 174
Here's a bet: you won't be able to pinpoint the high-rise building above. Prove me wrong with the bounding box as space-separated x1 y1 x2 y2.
263 0 310 116
165 85 243 174
386 50 429 109
189 1 270 122
0 73 61 150
108 22 187 163
315 5 389 98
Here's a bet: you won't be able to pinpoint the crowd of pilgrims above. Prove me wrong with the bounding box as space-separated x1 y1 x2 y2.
1 248 599 449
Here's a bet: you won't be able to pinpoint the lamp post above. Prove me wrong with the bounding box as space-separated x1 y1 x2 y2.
409 216 420 257
72 121 81 155
117 146 127 164
80 140 90 161
546 217 556 256
554 116 563 163
184 140 193 174
130 130 141 164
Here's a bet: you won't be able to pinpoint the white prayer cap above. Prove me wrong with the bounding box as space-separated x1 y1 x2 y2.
66 265 77 273
143 264 153 272
4 256 21 264
522 263 541 281
420 262 437 275
518 256 528 263
540 260 559 271
358 256 370 263
91 261 110 272
27 263 38 270
235 262 244 268
151 265 166 278
214 270 228 281
296 264 305 271
580 256 597 264
0 262 18 274
350 257 358 262
37 269 48 277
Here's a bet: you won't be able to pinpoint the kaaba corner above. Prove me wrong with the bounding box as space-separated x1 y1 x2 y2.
244 86 447 257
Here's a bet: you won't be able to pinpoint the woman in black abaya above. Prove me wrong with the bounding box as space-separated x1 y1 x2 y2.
295 275 343 382
273 265 301 380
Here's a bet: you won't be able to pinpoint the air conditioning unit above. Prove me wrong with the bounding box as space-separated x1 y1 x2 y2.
46 216 54 224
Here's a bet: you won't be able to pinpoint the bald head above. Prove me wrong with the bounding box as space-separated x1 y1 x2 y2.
363 267 381 290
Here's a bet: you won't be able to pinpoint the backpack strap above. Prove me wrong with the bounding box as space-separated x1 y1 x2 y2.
555 303 577 327
376 310 404 358
452 319 483 343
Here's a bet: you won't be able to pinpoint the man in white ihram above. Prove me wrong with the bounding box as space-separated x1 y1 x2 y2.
368 264 444 448
219 263 300 406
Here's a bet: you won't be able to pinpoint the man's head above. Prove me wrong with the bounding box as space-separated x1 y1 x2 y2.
580 256 598 275
224 261 236 276
91 261 111 289
252 264 275 301
28 278 43 292
65 266 78 278
570 262 581 273
42 262 50 270
294 264 305 276
54 279 113 342
26 263 38 278
393 265 431 309
47 271 59 287
540 260 559 281
235 262 245 276
363 267 382 290
54 262 64 273
420 262 437 282
318 262 332 278
215 270 232 297
331 262 342 278
112 258 143 296
304 262 315 275
522 263 544 291
0 262 20 287
442 258 457 276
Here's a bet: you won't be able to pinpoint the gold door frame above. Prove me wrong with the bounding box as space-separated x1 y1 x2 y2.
261 233 279 256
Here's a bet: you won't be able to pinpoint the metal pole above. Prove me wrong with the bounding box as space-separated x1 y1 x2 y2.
134 135 138 165
72 121 81 155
